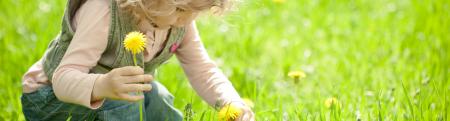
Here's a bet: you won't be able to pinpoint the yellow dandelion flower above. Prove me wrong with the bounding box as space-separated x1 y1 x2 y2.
288 71 306 79
324 97 341 109
273 0 285 4
242 98 254 108
218 104 243 121
124 31 146 55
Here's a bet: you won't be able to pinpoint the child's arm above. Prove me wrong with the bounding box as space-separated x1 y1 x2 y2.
50 0 111 109
175 22 243 107
176 22 254 120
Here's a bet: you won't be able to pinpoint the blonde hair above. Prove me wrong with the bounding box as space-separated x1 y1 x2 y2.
117 0 230 28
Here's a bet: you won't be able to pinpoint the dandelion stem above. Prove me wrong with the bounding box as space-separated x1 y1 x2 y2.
133 54 138 67
139 100 143 121
133 54 144 121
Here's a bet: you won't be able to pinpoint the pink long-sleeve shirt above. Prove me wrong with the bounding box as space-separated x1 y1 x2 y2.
22 0 242 109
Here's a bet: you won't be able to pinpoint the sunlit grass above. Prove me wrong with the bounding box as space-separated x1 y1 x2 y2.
0 0 449 120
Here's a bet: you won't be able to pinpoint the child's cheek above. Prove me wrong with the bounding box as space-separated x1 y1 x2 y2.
174 12 198 26
153 15 178 28
152 12 198 28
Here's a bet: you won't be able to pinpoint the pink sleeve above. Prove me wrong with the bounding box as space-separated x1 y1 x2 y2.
175 22 243 107
22 58 49 93
52 0 110 109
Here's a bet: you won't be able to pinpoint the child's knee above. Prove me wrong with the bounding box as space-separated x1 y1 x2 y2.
148 81 175 103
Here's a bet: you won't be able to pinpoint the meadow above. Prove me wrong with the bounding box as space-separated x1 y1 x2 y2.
0 0 449 120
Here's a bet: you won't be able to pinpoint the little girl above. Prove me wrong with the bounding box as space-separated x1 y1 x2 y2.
21 0 254 120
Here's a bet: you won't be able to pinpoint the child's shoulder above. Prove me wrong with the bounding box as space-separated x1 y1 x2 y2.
77 0 111 17
83 0 110 9
72 0 111 30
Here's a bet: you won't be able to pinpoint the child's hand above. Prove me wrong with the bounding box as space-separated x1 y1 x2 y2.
235 103 255 121
92 66 153 102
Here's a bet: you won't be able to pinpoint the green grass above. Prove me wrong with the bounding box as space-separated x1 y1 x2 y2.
1 0 449 120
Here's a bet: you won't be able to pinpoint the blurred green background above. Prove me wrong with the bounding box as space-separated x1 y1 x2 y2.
0 0 449 120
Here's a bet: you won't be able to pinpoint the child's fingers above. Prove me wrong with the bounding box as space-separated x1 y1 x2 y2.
117 93 144 102
237 114 246 121
123 75 153 83
113 66 144 76
122 83 152 92
237 107 255 121
238 113 252 121
244 112 255 121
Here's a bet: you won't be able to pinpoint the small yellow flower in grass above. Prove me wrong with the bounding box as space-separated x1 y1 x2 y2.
288 71 306 84
124 31 146 55
288 71 306 79
218 104 243 121
272 0 285 4
324 97 341 109
242 98 254 108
